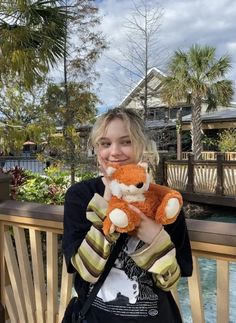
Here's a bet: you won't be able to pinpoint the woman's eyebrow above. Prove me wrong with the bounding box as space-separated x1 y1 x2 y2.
99 135 130 141
98 137 109 141
120 136 130 139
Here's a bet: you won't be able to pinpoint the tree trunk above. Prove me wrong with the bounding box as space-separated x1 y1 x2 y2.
63 4 76 185
191 97 202 160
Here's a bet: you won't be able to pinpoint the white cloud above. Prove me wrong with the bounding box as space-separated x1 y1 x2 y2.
95 0 236 111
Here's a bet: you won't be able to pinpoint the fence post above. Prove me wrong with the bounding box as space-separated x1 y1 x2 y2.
0 174 10 202
215 153 224 196
161 157 167 186
157 156 166 185
186 154 194 192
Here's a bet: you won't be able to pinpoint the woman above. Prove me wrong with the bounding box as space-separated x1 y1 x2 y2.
62 107 192 322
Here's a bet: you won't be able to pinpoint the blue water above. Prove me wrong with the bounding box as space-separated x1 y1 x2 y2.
179 206 236 322
178 260 236 323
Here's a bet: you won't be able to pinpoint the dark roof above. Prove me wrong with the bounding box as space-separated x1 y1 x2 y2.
145 119 176 129
182 107 236 123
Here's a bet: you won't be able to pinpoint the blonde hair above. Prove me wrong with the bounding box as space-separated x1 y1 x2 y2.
89 108 147 162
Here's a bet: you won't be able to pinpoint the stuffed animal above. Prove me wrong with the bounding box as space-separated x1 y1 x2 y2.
103 163 183 235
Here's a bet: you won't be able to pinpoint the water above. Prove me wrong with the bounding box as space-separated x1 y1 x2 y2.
179 205 236 322
178 260 236 323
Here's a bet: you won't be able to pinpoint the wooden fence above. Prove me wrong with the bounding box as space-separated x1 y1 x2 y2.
182 151 236 161
163 154 236 207
0 199 236 323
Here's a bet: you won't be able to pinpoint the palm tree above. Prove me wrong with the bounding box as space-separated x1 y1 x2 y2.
160 44 234 160
0 0 68 88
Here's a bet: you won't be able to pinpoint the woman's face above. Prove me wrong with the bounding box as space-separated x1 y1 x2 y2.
97 117 136 165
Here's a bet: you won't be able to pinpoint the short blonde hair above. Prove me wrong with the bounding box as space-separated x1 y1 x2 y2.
89 108 147 162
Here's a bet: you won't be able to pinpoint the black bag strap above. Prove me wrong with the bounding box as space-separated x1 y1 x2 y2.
77 233 127 322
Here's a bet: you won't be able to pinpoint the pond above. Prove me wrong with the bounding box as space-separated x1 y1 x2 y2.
178 260 236 323
179 205 236 322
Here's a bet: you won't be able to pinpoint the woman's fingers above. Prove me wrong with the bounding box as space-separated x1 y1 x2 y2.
128 204 163 244
97 154 108 177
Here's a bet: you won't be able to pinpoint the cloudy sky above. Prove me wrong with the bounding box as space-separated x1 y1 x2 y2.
94 0 236 112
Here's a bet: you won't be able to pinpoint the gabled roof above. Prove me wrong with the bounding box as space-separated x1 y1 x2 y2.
118 67 166 109
145 119 176 129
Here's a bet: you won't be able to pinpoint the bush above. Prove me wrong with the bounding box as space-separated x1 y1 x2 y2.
11 166 96 205
218 129 236 152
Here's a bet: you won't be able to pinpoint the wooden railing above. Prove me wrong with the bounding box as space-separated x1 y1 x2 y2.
164 154 236 207
182 151 236 161
0 200 236 323
0 201 72 323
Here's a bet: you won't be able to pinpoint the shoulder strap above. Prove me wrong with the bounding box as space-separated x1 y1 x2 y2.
77 234 127 321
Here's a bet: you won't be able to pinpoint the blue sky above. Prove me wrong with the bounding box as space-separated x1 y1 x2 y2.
94 0 236 113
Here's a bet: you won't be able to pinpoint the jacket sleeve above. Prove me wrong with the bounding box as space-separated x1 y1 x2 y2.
71 194 120 283
130 210 192 291
130 228 180 291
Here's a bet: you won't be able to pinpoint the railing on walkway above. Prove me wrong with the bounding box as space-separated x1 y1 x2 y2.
0 199 236 323
0 156 46 174
164 154 236 207
0 156 98 174
182 151 236 161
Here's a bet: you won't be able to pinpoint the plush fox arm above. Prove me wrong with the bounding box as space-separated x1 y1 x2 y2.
150 183 183 202
149 183 183 225
103 196 141 235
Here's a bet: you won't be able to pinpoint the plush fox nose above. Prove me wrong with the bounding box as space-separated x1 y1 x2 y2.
135 182 143 188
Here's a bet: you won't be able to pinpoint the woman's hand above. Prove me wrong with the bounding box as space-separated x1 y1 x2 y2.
129 205 163 244
97 154 112 201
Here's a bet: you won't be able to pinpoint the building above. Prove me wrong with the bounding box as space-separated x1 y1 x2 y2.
118 67 236 152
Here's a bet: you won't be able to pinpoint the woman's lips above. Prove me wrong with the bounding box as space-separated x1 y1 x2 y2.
108 160 128 163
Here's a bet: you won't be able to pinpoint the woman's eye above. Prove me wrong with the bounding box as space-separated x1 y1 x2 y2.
121 140 131 146
100 142 110 148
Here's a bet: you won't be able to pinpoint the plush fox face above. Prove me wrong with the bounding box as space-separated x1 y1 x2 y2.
106 163 151 199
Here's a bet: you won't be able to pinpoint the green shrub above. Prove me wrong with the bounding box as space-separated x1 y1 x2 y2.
218 129 236 152
16 166 96 205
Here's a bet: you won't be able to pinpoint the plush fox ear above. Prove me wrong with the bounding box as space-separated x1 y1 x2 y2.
138 162 148 172
106 163 120 176
106 166 116 176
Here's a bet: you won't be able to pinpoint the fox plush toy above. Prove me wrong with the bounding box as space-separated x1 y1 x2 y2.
102 163 183 235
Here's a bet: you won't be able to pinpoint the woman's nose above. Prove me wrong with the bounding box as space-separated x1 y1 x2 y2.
110 143 120 155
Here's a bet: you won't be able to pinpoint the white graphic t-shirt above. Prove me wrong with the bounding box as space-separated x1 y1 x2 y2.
92 236 160 319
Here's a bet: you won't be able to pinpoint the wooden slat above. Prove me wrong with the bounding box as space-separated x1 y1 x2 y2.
58 258 73 323
13 227 36 323
4 231 27 322
191 242 236 259
187 256 205 323
5 285 18 323
171 286 181 310
46 232 58 323
0 223 4 304
223 166 236 195
217 260 229 323
29 229 46 323
167 164 187 190
194 165 217 193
